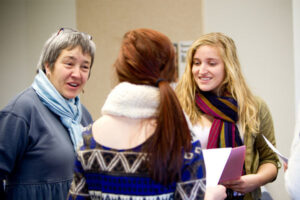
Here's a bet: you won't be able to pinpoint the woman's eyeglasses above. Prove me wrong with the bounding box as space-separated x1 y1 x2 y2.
57 27 92 40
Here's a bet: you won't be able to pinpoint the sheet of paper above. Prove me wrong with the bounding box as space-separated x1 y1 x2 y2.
262 135 288 163
219 145 246 183
202 148 231 186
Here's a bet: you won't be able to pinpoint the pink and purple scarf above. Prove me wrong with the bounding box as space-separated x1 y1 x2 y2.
195 92 243 149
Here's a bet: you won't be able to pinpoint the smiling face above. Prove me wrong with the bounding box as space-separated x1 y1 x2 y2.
45 46 92 99
192 45 225 94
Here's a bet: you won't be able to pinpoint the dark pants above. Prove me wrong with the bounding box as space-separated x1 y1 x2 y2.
225 189 244 200
0 180 5 199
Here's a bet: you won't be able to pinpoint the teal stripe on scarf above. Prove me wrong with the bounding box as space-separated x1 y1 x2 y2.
31 69 83 151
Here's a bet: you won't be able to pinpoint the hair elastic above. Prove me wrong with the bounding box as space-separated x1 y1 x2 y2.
155 78 166 87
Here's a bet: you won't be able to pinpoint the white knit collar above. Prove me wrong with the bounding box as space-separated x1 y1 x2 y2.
101 82 160 118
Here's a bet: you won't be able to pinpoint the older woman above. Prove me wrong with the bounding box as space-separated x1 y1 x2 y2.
0 28 95 199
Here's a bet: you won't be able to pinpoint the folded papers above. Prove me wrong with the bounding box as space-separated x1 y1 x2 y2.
203 145 246 186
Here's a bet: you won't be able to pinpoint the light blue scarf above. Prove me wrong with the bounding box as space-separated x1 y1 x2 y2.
32 69 83 151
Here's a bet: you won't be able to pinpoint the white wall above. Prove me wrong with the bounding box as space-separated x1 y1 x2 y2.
294 0 300 113
203 0 294 199
0 0 76 109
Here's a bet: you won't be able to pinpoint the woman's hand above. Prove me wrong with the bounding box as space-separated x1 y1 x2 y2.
222 174 259 194
222 163 278 194
204 185 227 200
283 162 288 172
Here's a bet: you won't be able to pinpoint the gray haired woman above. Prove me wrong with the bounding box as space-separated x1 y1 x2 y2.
0 28 95 200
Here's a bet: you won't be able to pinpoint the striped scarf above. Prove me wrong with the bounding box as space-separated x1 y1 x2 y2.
195 92 243 149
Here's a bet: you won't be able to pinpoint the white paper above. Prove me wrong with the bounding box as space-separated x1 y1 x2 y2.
202 148 231 186
262 135 288 163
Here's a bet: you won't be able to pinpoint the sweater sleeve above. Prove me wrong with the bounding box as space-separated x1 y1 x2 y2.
0 110 29 199
285 106 300 199
0 111 29 178
285 133 300 199
254 99 280 169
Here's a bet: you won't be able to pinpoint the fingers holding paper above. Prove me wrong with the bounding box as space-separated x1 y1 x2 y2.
222 163 277 194
221 174 259 194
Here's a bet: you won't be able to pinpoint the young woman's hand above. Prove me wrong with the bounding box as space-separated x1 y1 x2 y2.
222 163 278 194
204 185 227 200
283 162 288 172
222 174 259 194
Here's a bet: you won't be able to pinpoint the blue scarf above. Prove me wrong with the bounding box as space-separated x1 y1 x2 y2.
32 69 83 151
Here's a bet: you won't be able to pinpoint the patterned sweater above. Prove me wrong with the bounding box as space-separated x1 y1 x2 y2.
68 125 207 200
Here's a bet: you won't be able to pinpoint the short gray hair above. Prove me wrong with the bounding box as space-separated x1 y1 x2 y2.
37 28 96 74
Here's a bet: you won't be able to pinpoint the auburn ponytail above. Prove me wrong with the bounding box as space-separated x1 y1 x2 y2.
114 28 192 184
146 81 191 184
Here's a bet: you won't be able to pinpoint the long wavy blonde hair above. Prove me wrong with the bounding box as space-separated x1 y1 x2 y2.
175 32 259 135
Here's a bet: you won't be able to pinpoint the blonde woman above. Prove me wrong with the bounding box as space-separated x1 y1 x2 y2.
176 32 280 200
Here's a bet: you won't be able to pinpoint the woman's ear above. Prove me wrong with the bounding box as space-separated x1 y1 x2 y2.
44 63 51 76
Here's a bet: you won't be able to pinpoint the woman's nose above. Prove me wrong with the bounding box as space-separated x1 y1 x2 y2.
199 64 208 74
71 66 81 78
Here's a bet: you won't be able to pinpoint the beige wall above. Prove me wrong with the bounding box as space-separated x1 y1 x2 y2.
76 0 203 119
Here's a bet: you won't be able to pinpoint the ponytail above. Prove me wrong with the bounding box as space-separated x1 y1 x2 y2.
115 28 192 185
145 81 191 185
